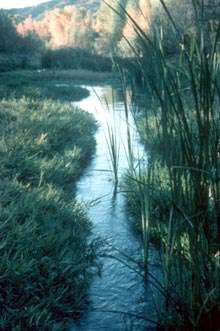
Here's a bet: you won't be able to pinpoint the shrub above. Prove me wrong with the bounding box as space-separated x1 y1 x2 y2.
42 47 113 72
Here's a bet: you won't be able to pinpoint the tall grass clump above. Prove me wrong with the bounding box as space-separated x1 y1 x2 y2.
125 164 151 269
0 96 98 330
118 0 220 329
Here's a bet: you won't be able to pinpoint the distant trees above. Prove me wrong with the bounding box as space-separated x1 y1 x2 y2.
0 11 21 53
0 10 42 54
16 2 146 56
68 7 99 51
7 0 218 60
17 6 97 50
110 0 128 52
0 11 43 71
95 2 115 54
42 47 112 71
118 0 151 55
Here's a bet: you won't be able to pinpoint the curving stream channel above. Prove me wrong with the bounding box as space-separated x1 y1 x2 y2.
71 85 161 331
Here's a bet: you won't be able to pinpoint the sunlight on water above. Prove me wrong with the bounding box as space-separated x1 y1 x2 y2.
73 85 147 175
70 85 160 331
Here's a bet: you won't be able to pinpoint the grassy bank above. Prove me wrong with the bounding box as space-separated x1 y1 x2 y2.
0 69 117 90
0 73 98 329
0 80 89 102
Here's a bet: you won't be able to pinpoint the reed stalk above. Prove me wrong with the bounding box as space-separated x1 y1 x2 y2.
115 0 220 328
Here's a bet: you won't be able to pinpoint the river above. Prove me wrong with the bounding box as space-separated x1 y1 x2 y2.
70 85 161 331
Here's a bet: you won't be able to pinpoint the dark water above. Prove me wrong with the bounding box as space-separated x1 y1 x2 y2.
71 86 161 331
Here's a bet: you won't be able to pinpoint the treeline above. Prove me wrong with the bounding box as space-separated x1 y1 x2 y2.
42 48 113 72
16 0 151 56
0 0 152 73
0 11 43 71
0 10 113 73
0 11 41 54
4 1 219 73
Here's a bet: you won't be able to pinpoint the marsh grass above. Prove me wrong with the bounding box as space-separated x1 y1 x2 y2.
116 0 220 329
0 69 117 87
0 88 98 329
93 88 120 189
0 73 90 102
125 165 150 269
106 120 120 187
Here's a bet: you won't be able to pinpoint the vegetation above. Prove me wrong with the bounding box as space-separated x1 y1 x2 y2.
1 0 220 329
12 0 151 56
0 11 41 54
0 70 116 95
0 11 42 72
0 72 90 102
42 48 113 72
121 0 220 329
0 0 150 71
0 5 115 72
0 61 99 329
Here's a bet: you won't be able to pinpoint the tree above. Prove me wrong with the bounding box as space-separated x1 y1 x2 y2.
0 11 20 53
0 11 42 54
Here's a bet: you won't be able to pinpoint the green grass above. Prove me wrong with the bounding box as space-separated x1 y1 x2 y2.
0 76 98 329
0 72 90 102
0 69 117 89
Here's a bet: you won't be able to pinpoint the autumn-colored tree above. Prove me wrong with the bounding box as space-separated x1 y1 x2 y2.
17 5 98 50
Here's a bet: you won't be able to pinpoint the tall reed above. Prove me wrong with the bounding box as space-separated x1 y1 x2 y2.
115 0 220 328
127 164 150 271
95 88 120 188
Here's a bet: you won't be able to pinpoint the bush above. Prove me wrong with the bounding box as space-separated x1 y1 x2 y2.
42 47 113 72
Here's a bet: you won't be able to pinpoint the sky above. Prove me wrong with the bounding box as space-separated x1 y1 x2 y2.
0 0 51 9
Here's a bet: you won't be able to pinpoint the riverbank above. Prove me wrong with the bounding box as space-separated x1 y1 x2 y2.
0 73 99 330
0 69 118 91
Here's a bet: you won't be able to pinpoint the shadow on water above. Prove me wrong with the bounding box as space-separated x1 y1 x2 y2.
70 85 161 331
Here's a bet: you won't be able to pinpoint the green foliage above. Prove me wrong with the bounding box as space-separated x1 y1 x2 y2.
0 77 89 102
42 47 113 72
149 0 194 56
0 70 116 91
0 180 95 330
0 85 98 329
0 11 20 53
0 11 43 72
0 11 42 55
122 0 220 329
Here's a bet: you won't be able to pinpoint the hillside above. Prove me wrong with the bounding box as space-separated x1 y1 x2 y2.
8 0 152 54
8 0 100 20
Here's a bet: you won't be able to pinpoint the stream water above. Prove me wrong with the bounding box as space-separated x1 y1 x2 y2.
71 85 161 331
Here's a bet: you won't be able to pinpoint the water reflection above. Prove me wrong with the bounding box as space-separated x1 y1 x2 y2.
70 85 160 331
